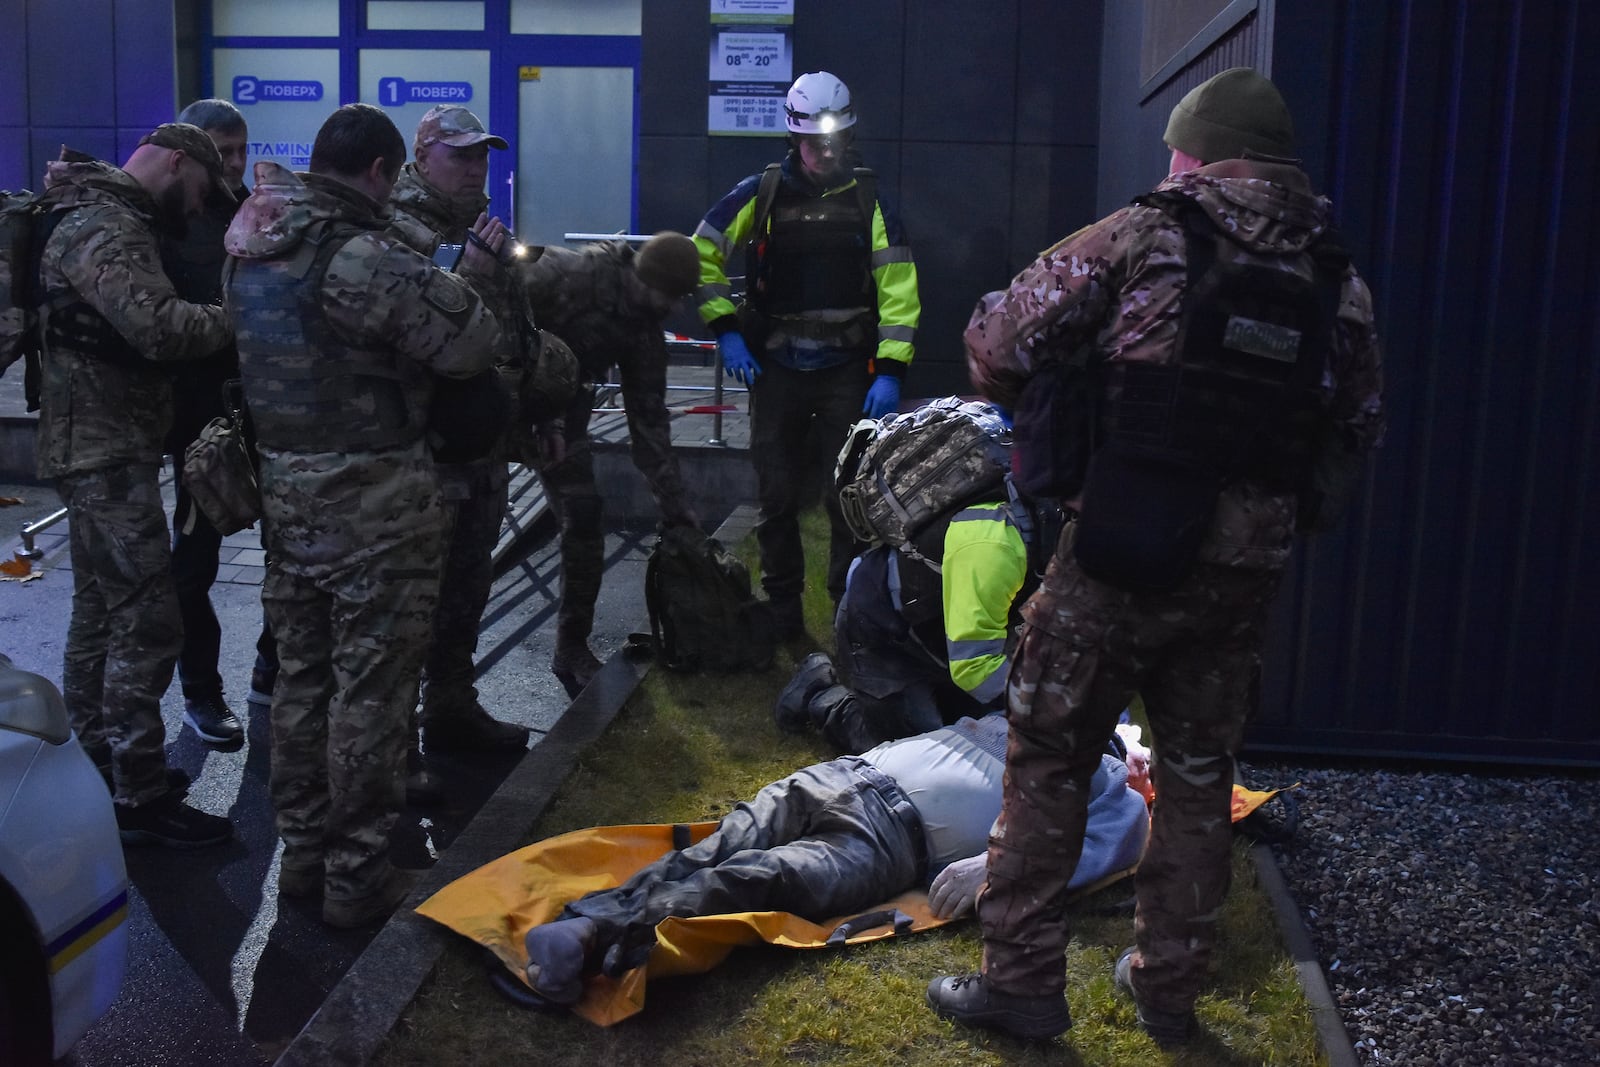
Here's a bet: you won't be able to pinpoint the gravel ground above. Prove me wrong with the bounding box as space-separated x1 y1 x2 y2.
1238 759 1600 1066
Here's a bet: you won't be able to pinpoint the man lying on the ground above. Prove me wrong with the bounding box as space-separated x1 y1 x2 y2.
522 711 1149 1005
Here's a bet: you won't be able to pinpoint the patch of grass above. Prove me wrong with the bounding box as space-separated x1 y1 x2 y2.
376 509 1328 1066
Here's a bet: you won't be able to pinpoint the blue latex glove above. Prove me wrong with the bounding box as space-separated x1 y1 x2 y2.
863 375 901 418
718 331 761 386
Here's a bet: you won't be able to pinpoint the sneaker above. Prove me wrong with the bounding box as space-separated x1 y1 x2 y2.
116 793 233 849
551 644 602 699
925 973 1072 1040
1114 948 1196 1045
322 867 421 930
774 652 837 733
422 700 530 752
247 665 278 707
183 694 243 747
524 916 597 1005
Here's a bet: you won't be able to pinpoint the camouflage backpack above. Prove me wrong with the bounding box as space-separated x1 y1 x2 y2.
644 524 775 674
0 189 59 411
834 397 1013 568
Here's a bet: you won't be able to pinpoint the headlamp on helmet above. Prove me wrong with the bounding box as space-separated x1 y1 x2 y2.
784 71 857 136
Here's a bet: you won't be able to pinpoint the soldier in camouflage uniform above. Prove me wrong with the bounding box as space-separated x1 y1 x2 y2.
388 105 531 761
927 68 1385 1042
224 104 507 928
36 123 240 849
520 234 702 696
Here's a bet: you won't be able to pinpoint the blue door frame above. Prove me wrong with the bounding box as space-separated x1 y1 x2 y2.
200 0 642 227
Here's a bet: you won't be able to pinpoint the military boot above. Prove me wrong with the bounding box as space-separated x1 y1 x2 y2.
925 973 1073 1040
774 652 838 733
421 692 530 752
323 866 421 930
1114 948 1196 1045
552 641 603 699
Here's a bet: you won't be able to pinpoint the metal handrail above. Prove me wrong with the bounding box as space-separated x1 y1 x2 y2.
19 506 67 559
555 236 741 442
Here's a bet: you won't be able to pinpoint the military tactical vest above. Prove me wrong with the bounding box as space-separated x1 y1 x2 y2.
1104 190 1347 487
744 163 878 344
228 223 430 453
1070 191 1347 592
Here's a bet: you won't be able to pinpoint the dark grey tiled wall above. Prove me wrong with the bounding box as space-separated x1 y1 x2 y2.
640 0 1102 397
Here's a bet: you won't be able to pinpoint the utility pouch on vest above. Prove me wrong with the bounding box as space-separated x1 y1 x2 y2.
1072 443 1219 593
427 367 512 464
182 380 261 535
1010 354 1095 501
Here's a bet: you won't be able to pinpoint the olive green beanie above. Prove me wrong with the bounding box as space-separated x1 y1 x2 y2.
1163 67 1295 162
634 231 700 298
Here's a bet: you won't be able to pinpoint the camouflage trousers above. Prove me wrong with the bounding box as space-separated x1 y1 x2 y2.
749 359 869 606
977 538 1282 1014
535 392 605 647
260 455 443 905
57 465 182 806
421 458 510 708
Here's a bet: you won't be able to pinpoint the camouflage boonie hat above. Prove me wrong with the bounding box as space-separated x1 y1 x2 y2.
139 122 237 206
414 106 509 152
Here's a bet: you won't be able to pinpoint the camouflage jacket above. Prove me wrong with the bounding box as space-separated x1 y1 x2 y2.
34 152 233 478
388 163 487 253
224 162 502 559
388 164 524 488
966 159 1384 576
520 241 693 520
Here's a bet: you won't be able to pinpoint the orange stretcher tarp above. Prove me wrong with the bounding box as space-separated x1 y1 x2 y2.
417 782 1278 1028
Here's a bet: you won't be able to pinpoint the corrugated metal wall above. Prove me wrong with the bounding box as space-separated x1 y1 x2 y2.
1108 1 1600 764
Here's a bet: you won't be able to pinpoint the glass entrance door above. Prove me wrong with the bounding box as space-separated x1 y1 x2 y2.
513 64 636 247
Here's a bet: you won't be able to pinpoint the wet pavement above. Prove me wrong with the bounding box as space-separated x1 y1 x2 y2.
1 472 664 1066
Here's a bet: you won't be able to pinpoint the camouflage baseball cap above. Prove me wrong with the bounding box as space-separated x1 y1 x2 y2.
414 106 509 151
138 122 237 205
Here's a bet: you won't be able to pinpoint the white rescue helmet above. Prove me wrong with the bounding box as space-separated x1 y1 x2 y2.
785 71 857 135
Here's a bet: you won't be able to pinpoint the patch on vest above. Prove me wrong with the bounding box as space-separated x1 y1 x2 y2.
1222 315 1301 362
422 268 470 314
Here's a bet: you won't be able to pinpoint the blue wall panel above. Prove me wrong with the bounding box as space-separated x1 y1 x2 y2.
0 128 27 191
0 0 23 187
116 0 178 129
16 0 177 180
1283 0 1597 763
27 0 116 129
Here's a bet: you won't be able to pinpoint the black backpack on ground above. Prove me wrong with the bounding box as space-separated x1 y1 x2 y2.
644 524 775 673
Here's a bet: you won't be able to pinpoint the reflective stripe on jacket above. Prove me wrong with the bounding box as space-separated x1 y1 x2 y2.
692 153 918 373
941 502 1029 704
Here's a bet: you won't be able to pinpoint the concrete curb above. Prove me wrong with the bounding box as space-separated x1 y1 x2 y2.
1250 843 1362 1067
273 505 760 1067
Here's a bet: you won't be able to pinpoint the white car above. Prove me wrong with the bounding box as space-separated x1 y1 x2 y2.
0 653 129 1063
